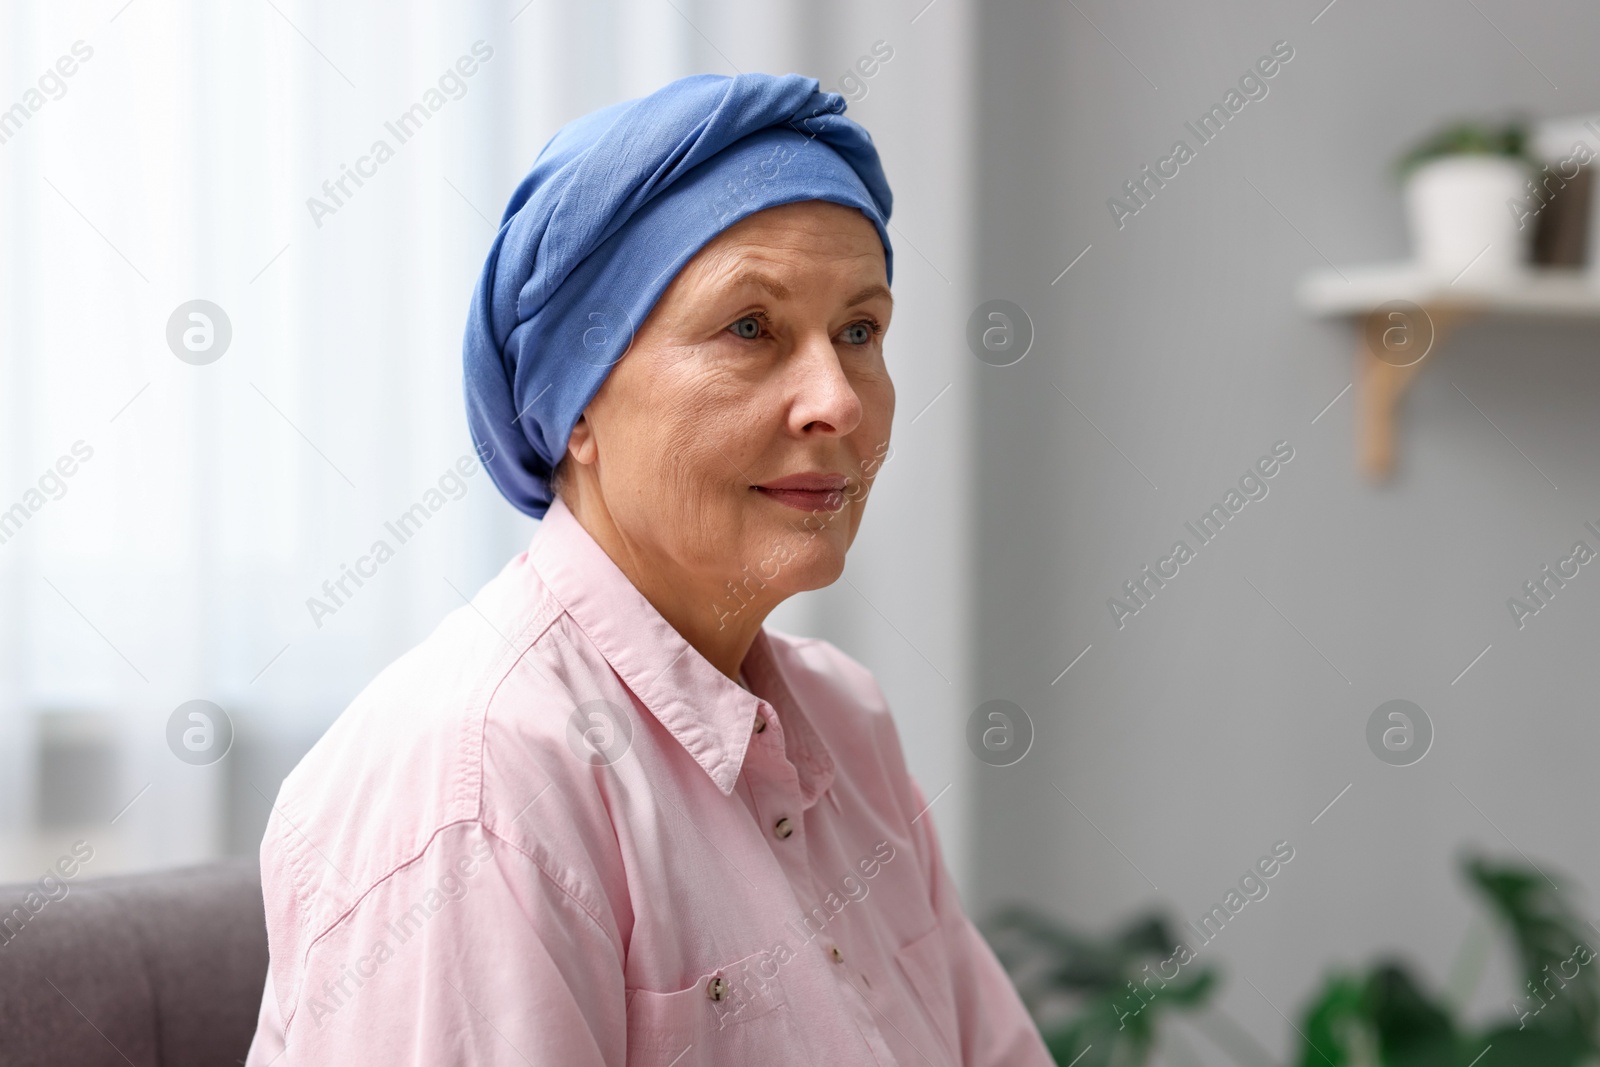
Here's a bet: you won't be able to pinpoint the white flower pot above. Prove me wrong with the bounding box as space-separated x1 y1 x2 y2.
1403 155 1532 277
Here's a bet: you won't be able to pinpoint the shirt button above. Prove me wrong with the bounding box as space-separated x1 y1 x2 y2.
706 976 729 1001
773 817 794 840
829 944 844 964
754 714 768 734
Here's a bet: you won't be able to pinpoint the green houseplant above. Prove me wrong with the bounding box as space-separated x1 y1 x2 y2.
986 855 1600 1067
1294 857 1599 1067
982 906 1229 1066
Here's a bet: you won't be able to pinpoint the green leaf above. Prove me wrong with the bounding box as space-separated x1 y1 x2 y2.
1364 961 1457 1059
1393 118 1532 179
1158 969 1217 1006
1463 856 1600 1043
981 905 1218 1067
1297 973 1367 1067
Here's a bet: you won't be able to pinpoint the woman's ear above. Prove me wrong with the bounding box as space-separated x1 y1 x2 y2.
566 413 598 465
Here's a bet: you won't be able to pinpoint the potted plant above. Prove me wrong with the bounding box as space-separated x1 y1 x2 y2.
983 907 1253 1065
986 854 1599 1066
1396 119 1535 278
1294 856 1600 1067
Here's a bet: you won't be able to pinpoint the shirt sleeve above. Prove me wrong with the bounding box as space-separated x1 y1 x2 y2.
246 820 627 1066
904 776 1056 1067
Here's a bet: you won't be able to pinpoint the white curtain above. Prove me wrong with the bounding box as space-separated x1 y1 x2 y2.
1 0 978 888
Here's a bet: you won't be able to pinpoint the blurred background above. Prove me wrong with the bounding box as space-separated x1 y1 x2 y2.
4 0 1600 1063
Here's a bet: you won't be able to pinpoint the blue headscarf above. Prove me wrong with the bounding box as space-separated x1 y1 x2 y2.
462 72 895 520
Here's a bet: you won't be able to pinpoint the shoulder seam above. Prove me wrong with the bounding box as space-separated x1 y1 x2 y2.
467 588 566 822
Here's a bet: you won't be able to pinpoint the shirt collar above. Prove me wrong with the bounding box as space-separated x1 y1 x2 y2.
740 625 835 809
529 496 833 802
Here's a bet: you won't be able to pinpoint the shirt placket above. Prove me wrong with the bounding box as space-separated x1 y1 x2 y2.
741 702 901 1067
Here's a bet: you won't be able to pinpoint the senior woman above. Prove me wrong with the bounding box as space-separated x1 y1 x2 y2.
245 73 1051 1066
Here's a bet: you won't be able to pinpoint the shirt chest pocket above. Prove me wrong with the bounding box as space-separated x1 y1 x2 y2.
893 923 963 1067
625 947 814 1067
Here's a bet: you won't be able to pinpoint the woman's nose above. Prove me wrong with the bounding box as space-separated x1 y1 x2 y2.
789 333 863 437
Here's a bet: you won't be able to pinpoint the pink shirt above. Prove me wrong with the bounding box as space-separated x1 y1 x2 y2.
245 496 1052 1066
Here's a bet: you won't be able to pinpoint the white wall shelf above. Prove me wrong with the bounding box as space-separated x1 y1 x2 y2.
1299 263 1600 318
1297 262 1600 479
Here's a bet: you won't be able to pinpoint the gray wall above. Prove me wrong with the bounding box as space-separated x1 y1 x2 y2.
972 0 1600 1060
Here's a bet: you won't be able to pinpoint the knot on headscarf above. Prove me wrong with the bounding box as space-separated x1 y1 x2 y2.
462 72 894 520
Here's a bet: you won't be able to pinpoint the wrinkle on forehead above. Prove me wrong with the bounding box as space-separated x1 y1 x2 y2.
673 203 887 297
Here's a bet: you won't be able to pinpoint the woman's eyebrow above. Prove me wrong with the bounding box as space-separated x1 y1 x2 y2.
724 270 792 299
845 283 892 308
718 273 892 309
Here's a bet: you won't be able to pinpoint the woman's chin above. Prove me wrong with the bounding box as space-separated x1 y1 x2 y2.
752 534 849 595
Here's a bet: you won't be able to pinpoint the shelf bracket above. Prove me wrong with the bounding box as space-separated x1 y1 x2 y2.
1355 305 1466 480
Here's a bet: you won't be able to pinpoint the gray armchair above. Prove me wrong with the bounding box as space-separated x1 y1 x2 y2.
0 859 267 1066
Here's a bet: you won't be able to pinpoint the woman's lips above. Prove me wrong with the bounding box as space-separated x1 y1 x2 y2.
753 486 846 512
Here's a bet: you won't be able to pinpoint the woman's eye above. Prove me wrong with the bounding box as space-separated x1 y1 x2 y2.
842 322 874 345
730 316 762 340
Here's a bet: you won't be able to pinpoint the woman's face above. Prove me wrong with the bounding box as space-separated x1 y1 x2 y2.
564 199 894 615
